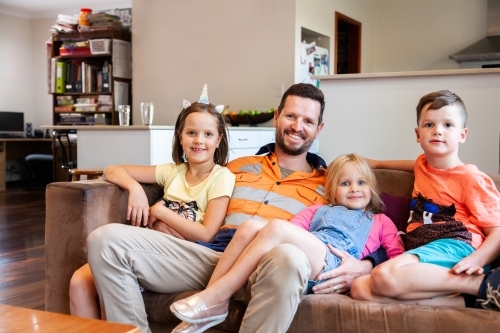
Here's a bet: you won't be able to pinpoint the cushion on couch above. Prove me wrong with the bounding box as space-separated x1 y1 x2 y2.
380 192 411 232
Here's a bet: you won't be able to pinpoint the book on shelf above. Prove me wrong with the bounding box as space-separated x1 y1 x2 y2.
94 113 111 125
56 95 74 104
98 94 113 104
65 63 73 92
57 113 95 125
74 103 98 112
102 61 111 92
54 105 74 112
64 60 77 92
55 61 66 93
76 96 99 104
98 105 113 112
50 58 56 93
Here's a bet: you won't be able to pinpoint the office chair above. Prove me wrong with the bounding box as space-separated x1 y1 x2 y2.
53 130 103 181
24 153 53 190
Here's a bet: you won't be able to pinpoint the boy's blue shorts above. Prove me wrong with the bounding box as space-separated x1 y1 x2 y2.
406 238 490 272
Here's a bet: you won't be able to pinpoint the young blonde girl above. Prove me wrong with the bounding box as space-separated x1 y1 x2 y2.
170 153 404 332
69 90 235 319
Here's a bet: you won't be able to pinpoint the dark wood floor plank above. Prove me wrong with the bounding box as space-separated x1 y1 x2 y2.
0 187 46 310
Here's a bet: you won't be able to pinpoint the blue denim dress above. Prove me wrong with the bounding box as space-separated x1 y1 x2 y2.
306 205 374 293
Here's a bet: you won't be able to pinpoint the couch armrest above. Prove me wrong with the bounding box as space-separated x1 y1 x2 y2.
45 179 163 314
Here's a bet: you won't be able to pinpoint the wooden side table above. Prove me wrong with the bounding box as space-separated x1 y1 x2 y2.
0 304 139 332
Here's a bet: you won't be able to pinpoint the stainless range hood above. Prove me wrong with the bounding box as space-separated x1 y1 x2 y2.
449 0 500 67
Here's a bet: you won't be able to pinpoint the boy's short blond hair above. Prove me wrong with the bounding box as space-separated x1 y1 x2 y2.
416 90 467 128
324 153 384 213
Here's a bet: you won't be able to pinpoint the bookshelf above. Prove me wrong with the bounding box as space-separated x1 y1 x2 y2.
50 30 132 126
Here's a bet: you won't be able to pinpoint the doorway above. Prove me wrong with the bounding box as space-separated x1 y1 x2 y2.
335 12 361 74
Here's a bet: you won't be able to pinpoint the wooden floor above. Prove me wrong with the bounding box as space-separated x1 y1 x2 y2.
0 186 46 310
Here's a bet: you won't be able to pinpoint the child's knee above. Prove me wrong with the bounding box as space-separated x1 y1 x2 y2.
370 264 400 297
238 219 266 239
261 219 287 237
351 275 376 301
69 265 96 298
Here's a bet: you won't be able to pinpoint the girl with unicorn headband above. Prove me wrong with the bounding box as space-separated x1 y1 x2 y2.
69 84 236 320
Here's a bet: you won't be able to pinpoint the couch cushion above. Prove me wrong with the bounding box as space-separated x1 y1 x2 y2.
380 192 411 232
287 294 500 333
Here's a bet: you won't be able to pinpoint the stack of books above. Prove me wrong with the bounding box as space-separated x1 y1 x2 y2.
54 96 74 112
50 14 78 34
74 96 99 112
57 113 91 125
87 13 124 31
98 95 113 112
59 39 91 56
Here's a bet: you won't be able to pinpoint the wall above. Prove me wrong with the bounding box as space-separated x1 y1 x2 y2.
295 0 378 80
0 14 34 126
132 0 296 125
296 0 488 75
0 1 131 131
0 1 494 130
372 0 488 72
31 18 56 129
317 71 500 175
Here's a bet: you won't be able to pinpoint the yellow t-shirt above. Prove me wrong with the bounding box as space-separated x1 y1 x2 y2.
155 163 235 223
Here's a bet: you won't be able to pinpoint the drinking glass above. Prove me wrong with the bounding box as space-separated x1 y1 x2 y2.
141 102 154 125
118 105 130 126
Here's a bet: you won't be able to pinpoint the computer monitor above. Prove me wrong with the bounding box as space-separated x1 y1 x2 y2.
0 111 24 137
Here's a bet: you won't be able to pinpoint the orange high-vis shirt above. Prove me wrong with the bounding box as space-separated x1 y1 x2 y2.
224 151 327 227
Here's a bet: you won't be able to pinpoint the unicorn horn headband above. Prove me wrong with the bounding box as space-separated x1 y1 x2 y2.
183 84 224 113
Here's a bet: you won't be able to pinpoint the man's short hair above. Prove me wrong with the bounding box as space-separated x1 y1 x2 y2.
416 90 467 128
277 83 325 124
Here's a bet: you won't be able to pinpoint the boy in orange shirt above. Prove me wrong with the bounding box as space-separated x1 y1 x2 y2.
351 90 500 310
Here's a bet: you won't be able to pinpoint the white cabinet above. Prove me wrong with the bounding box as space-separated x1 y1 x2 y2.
75 126 175 168
228 127 319 160
228 128 275 160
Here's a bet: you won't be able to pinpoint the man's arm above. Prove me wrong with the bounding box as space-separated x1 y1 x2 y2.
364 158 415 173
311 246 387 294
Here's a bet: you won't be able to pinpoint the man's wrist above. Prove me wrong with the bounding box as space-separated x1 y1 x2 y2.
361 257 375 271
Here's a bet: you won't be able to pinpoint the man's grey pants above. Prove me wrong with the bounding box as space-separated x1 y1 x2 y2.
87 224 311 333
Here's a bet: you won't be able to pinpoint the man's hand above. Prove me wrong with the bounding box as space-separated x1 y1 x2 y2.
312 245 373 294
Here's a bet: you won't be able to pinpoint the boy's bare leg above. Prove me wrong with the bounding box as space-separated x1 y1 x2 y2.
351 253 484 303
196 219 328 307
351 275 465 307
69 263 101 319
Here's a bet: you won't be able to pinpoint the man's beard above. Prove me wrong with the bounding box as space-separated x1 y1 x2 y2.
275 129 313 156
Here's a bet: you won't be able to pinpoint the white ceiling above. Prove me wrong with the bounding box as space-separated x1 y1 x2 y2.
0 0 131 19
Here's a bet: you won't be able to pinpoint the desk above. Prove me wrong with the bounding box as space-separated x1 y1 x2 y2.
0 304 138 332
0 138 52 191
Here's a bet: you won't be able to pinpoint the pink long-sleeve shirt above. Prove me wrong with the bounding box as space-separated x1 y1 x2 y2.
290 204 404 259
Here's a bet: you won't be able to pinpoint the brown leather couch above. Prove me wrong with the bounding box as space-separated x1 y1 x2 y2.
45 169 500 332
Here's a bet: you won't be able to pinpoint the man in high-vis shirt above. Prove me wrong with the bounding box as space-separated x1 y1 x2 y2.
87 84 386 333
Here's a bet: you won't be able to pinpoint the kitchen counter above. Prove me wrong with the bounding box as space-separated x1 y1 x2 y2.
42 125 174 131
42 125 275 131
313 67 500 80
41 125 281 169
